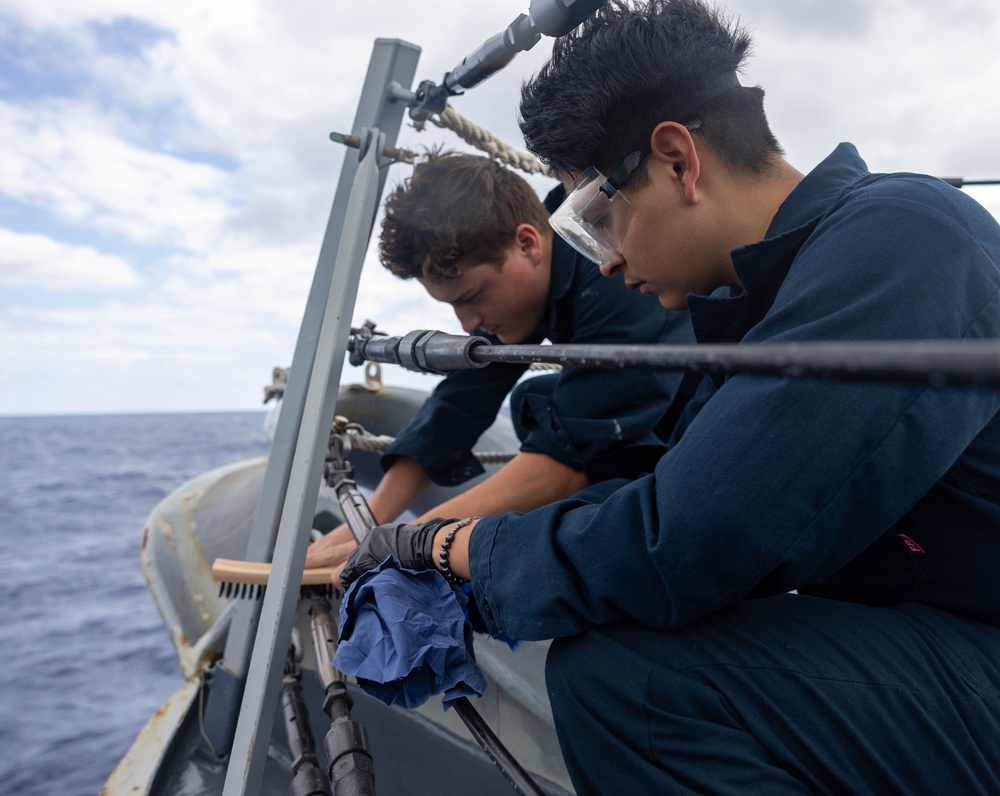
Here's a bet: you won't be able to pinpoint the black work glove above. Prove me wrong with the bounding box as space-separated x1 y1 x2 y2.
340 517 457 591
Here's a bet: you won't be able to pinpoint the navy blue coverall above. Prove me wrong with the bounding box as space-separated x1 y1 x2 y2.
383 188 697 488
469 145 1000 794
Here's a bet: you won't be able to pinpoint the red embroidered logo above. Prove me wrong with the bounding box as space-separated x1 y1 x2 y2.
898 534 926 556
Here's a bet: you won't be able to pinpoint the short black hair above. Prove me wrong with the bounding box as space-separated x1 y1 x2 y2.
519 0 783 184
379 149 549 282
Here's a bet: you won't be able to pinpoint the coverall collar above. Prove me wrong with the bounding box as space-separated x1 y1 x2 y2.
687 143 870 352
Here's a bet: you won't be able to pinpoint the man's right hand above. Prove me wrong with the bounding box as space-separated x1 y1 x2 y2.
303 456 433 577
304 522 358 570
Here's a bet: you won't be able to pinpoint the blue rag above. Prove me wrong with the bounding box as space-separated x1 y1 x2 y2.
334 557 487 709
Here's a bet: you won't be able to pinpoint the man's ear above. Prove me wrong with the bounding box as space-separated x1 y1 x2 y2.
648 121 701 205
513 223 544 266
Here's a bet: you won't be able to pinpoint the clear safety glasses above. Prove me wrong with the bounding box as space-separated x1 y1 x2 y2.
548 165 640 267
549 144 648 267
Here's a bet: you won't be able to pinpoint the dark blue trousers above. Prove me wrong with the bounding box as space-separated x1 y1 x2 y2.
546 594 1000 795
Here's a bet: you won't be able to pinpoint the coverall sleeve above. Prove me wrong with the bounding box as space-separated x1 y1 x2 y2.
383 357 527 486
470 194 1000 640
515 264 695 482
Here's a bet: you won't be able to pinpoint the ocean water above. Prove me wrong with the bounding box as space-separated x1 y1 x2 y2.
0 412 272 796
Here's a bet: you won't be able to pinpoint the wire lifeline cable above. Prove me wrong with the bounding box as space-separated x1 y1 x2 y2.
350 329 1000 387
469 340 1000 386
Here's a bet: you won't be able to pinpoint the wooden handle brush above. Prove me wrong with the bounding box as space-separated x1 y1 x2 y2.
212 558 339 599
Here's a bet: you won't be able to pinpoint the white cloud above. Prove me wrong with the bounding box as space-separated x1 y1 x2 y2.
736 0 1000 178
0 0 998 415
0 98 238 249
0 228 141 289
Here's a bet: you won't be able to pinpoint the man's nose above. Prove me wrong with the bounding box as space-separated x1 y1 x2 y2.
600 252 625 278
454 305 482 333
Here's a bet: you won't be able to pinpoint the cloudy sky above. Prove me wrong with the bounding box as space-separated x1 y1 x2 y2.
1 0 998 416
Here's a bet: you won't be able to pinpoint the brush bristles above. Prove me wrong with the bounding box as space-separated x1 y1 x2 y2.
218 581 335 600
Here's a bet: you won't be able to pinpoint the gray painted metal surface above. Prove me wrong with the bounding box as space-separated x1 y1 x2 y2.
223 39 420 794
110 670 570 796
221 37 421 679
224 141 382 793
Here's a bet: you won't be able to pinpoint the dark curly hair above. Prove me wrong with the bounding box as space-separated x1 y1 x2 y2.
519 0 783 186
379 150 550 282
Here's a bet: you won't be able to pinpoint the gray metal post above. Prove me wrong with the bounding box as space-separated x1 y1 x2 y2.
221 38 420 677
215 39 419 794
223 134 385 796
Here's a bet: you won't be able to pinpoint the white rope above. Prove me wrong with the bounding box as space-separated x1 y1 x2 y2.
344 428 397 453
428 105 554 178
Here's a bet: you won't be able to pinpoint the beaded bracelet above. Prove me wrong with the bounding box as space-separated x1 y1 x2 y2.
438 516 480 585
